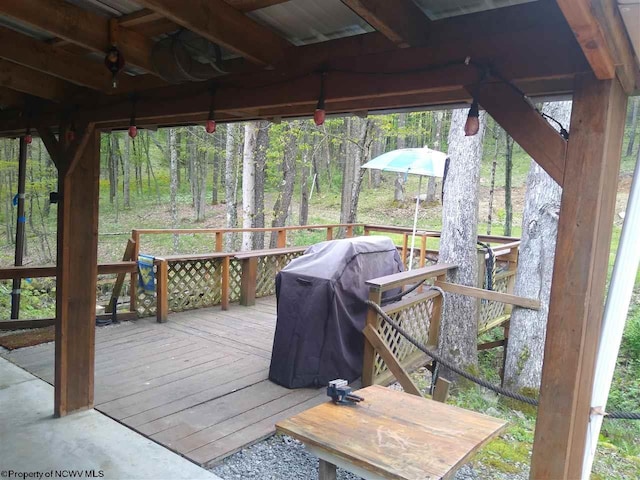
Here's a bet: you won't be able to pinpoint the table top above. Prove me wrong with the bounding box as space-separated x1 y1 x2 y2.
276 385 507 480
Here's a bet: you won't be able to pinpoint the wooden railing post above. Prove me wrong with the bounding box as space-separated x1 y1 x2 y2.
503 246 519 315
326 227 333 241
215 231 223 252
346 225 354 237
277 229 287 248
420 234 427 268
130 229 140 312
401 233 408 268
221 256 230 311
240 257 257 306
156 259 169 323
428 273 446 348
362 287 383 387
363 225 370 236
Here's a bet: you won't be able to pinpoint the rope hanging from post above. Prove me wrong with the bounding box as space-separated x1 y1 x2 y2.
365 295 639 420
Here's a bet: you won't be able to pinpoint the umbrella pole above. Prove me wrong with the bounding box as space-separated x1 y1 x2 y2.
408 176 422 271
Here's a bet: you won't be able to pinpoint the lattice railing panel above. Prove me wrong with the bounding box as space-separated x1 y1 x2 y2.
167 258 223 312
228 258 242 303
478 274 510 332
373 294 436 384
255 251 305 298
136 264 157 318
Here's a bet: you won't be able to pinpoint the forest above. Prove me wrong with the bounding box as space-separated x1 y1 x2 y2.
1 98 640 478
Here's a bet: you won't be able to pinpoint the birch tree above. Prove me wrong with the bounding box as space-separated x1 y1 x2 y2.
224 123 239 251
269 122 298 248
241 122 257 251
253 121 269 250
503 101 572 393
438 108 487 380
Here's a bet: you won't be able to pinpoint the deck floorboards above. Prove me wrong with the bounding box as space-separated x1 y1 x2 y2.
0 297 327 467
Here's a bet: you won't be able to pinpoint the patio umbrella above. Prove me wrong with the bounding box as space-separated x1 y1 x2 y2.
361 147 448 270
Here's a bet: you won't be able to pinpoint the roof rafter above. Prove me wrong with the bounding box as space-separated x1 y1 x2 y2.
0 58 74 102
341 0 430 48
135 0 290 66
0 0 157 75
0 87 24 110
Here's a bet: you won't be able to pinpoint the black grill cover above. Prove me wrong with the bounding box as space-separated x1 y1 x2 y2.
269 236 403 388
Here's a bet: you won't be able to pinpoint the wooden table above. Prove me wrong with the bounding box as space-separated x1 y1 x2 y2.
276 385 507 480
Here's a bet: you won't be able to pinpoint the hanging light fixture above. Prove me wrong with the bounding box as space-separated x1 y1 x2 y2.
314 73 326 126
128 95 138 139
205 86 216 134
24 129 32 145
464 98 480 136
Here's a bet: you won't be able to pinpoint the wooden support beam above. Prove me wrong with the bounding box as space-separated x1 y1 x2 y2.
135 0 289 66
341 0 430 48
530 73 627 479
473 82 568 186
156 259 169 323
0 58 72 102
363 324 422 396
52 128 100 417
0 87 24 109
435 281 541 311
0 0 156 74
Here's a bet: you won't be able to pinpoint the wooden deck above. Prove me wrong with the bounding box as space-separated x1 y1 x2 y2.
0 297 327 467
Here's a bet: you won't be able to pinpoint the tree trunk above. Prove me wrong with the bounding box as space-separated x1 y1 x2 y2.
503 101 571 394
426 111 444 202
394 113 407 203
438 109 487 381
269 122 298 248
169 128 179 251
487 122 501 235
242 122 257 250
626 97 639 156
299 130 311 226
253 121 269 249
212 128 220 205
504 133 514 236
191 129 207 222
109 133 118 205
123 134 131 208
225 124 239 251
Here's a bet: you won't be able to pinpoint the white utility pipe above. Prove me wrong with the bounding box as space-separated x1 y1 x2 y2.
582 151 640 478
408 175 423 271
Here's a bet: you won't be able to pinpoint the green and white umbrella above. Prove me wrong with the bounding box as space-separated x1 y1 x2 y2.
361 147 448 270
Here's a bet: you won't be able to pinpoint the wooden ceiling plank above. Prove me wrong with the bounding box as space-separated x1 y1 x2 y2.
0 58 71 102
135 0 289 66
341 0 430 48
0 0 156 74
0 87 25 110
556 0 616 80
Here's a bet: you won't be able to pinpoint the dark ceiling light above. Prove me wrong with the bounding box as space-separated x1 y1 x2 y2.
464 98 480 136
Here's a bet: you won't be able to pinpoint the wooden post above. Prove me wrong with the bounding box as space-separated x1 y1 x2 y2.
277 229 287 248
221 255 230 310
530 74 627 479
362 287 382 386
10 136 27 319
326 227 333 241
318 460 336 480
420 234 427 268
240 257 257 306
346 224 354 237
130 229 140 312
54 128 100 417
106 238 136 314
401 233 408 268
427 274 446 348
215 231 223 252
156 259 169 323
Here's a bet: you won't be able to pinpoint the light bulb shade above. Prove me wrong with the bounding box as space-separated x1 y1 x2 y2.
314 108 326 126
464 116 480 136
128 125 138 139
24 134 32 145
205 119 216 134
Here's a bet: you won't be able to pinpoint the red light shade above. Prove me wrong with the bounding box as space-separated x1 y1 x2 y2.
24 134 32 145
65 129 76 143
128 125 138 139
314 108 326 126
464 99 480 136
205 119 216 134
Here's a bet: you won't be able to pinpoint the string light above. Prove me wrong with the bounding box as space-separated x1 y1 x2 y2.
205 86 216 134
464 98 480 136
128 95 138 139
314 73 326 126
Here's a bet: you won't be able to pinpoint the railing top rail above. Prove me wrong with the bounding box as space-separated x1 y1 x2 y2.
0 262 136 280
364 224 440 236
132 223 365 236
154 253 231 263
366 263 457 292
234 246 307 260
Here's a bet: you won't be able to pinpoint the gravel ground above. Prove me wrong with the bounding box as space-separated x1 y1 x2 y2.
210 434 488 480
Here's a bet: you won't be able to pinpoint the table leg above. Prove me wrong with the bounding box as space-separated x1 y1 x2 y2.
319 459 337 480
